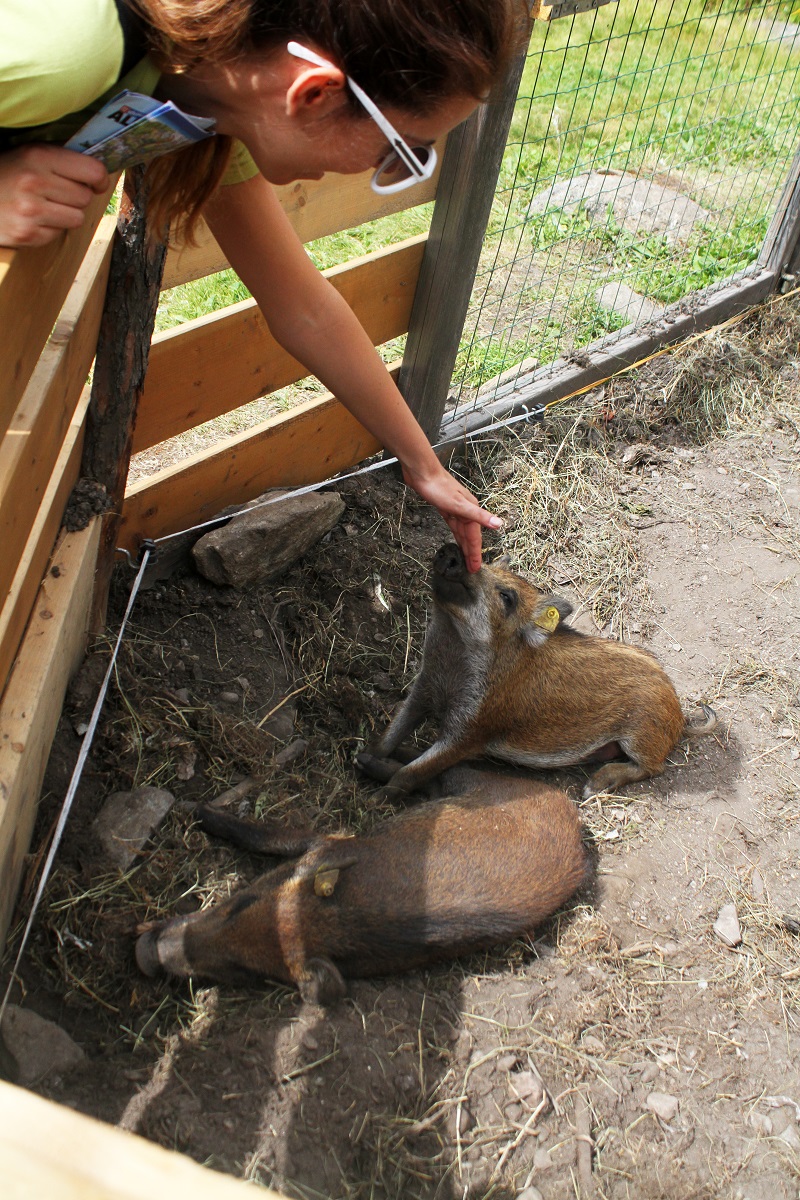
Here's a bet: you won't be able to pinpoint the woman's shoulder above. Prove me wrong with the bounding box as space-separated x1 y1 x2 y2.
1 0 125 129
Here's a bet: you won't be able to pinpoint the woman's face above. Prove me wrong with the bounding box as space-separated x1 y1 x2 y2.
245 90 478 187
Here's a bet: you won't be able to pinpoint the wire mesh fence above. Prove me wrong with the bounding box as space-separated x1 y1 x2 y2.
449 0 800 417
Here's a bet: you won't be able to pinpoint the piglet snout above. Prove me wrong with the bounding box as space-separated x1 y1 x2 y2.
433 543 466 581
135 916 194 978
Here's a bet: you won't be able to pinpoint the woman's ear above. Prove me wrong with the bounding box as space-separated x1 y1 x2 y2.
286 64 346 117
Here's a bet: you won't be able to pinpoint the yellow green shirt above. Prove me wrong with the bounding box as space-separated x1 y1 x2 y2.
0 0 258 184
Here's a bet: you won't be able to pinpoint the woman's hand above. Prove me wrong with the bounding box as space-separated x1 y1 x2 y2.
204 176 503 572
0 144 109 248
401 459 503 573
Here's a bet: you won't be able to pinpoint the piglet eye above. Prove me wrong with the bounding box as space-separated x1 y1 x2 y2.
498 588 518 614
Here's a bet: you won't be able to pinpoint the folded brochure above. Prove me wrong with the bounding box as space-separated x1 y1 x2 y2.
65 90 215 172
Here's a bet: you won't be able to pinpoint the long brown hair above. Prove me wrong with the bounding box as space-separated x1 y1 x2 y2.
132 0 530 241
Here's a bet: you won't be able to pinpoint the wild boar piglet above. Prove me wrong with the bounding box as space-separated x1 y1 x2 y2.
367 543 716 800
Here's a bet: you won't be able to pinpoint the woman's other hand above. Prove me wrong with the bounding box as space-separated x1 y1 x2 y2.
0 144 109 248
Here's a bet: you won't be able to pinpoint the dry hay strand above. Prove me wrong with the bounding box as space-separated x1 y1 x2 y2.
468 410 651 631
458 289 800 636
710 866 800 1014
604 287 800 443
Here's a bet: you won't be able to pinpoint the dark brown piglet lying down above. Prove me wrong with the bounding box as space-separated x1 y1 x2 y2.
136 765 589 1004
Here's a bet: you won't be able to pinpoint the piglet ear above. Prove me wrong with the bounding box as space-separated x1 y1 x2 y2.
491 552 512 568
521 595 573 647
298 957 347 1006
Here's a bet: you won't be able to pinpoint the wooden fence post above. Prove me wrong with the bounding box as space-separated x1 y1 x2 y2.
79 167 167 631
398 40 530 441
760 143 800 291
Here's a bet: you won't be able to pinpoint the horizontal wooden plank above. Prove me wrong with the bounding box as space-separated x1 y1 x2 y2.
162 155 440 289
0 517 100 950
1 1080 278 1200
0 183 115 441
134 235 425 453
0 216 115 611
0 385 90 698
120 368 402 550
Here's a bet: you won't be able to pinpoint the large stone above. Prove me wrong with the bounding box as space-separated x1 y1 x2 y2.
595 282 663 324
1 1006 85 1085
92 786 176 870
192 490 345 588
529 170 710 244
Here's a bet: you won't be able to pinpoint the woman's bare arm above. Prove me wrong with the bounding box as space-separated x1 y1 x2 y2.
204 173 501 570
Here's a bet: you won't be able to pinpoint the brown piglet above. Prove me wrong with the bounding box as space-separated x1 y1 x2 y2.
136 765 588 1002
366 543 716 800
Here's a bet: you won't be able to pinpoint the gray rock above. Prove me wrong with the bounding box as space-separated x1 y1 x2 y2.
92 786 175 870
529 170 710 244
714 903 742 947
595 282 663 324
1 1005 85 1085
192 490 345 588
749 1111 773 1136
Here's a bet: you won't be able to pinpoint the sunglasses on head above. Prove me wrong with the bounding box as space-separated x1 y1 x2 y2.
287 41 438 195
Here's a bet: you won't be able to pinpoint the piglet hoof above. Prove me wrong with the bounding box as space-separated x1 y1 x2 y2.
297 957 347 1007
135 929 163 978
355 750 395 784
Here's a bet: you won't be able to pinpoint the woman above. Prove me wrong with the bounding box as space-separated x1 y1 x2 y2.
1 0 528 569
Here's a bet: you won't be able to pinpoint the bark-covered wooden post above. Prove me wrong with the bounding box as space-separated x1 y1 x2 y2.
79 167 167 631
399 38 530 441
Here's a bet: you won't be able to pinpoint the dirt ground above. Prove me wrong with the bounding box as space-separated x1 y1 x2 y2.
2 294 799 1200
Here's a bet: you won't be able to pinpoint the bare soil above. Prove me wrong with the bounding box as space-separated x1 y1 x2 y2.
2 296 799 1200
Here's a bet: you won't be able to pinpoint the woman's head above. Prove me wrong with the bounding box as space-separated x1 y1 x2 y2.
137 0 529 112
133 0 529 239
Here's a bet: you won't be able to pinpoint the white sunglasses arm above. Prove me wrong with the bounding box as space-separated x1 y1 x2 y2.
286 40 425 179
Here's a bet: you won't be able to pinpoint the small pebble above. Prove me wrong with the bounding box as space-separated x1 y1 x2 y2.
510 1070 545 1104
532 1147 553 1171
647 1092 679 1122
749 1111 773 1136
714 903 742 947
219 691 240 704
496 1054 519 1072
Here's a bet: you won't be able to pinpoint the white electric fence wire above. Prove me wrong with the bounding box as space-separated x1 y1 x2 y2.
0 547 152 1030
153 401 548 547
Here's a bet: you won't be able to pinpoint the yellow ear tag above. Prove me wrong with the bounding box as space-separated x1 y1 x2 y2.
314 868 340 897
534 605 561 633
